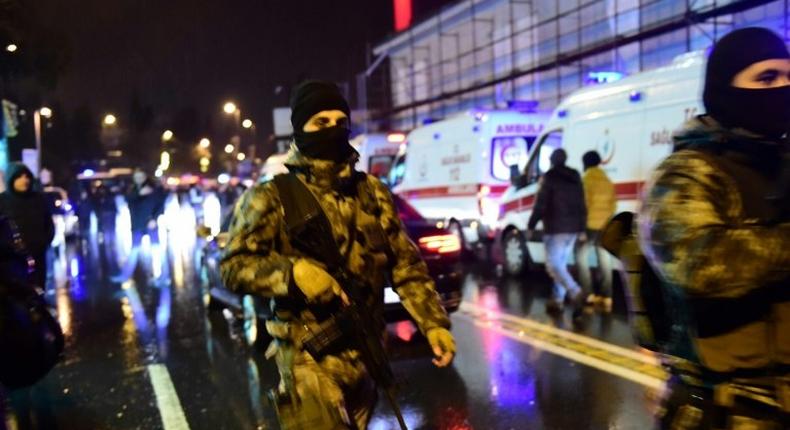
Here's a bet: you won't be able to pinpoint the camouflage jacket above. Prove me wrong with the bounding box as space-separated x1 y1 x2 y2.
220 148 450 341
638 116 790 377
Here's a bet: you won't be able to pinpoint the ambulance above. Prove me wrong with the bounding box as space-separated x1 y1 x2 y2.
350 132 406 180
391 108 550 254
496 51 706 275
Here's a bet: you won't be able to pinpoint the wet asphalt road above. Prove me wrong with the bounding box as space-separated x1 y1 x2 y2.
5 207 659 430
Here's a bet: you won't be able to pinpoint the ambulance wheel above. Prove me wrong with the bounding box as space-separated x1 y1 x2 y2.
503 229 531 276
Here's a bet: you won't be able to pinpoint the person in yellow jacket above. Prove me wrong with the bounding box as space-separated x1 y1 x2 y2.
575 151 617 312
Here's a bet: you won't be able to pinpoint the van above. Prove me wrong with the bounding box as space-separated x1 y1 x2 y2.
350 132 406 180
496 51 705 275
391 109 550 254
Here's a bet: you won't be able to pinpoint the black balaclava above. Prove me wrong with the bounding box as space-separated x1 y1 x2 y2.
290 80 355 163
703 27 790 138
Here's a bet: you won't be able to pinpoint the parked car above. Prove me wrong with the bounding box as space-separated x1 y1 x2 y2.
198 192 463 346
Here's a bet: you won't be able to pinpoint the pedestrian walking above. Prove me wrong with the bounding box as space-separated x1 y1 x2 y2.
527 149 587 318
0 163 54 290
576 150 617 312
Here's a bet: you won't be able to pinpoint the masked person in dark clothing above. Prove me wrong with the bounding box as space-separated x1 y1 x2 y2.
527 149 587 318
0 163 54 290
639 27 790 429
221 81 455 429
111 169 167 284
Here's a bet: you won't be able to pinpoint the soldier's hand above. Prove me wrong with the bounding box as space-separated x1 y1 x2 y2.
292 259 349 305
426 327 455 368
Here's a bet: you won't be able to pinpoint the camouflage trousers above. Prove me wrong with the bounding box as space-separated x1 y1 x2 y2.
658 377 790 429
271 342 377 430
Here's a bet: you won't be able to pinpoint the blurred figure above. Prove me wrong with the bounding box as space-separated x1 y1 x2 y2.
0 163 54 289
92 181 117 235
639 28 790 429
576 150 616 312
111 168 166 284
188 184 205 225
527 149 587 318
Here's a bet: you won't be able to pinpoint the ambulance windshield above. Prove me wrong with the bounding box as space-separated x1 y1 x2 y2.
526 130 563 185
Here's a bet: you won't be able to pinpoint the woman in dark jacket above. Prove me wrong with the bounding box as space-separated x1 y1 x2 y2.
0 163 54 289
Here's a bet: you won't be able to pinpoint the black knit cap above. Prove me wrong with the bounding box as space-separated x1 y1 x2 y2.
703 27 790 124
289 80 350 132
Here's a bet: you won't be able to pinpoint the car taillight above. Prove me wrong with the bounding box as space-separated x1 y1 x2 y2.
418 234 461 254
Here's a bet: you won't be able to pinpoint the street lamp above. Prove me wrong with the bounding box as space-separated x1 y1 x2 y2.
103 114 117 126
242 119 253 129
224 144 234 154
236 152 246 161
199 138 211 148
5 44 17 53
223 102 237 114
33 107 53 174
162 130 174 142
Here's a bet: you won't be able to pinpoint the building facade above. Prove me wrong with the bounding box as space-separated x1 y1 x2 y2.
364 0 789 131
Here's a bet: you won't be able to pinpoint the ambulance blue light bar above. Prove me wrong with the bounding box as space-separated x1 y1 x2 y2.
506 100 539 112
587 71 624 84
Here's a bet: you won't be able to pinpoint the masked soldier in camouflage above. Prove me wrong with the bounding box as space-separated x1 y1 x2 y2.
220 81 455 429
639 28 790 429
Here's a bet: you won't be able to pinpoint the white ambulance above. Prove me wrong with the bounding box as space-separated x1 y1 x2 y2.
391 109 550 254
496 51 706 275
350 132 406 180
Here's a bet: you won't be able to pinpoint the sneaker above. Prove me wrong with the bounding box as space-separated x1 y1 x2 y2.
567 289 586 319
600 297 613 313
586 294 600 306
545 300 564 315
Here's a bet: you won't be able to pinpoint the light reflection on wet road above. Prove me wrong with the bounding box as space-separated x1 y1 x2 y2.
5 204 658 430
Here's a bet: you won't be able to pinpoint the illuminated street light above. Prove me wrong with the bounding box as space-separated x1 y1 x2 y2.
103 114 117 126
224 144 234 154
236 152 246 161
199 138 211 148
39 107 53 118
160 151 171 171
5 44 17 53
223 102 237 114
199 157 210 167
242 119 253 129
162 130 174 141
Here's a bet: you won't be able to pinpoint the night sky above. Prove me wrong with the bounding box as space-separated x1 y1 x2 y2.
35 0 397 138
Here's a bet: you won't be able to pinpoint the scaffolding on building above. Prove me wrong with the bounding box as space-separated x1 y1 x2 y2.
358 0 788 131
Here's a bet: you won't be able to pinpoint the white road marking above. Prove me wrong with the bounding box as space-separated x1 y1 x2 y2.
147 364 191 430
460 301 660 365
457 314 666 390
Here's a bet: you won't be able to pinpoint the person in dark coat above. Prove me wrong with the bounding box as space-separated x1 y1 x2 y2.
527 149 587 317
111 168 166 283
0 163 54 289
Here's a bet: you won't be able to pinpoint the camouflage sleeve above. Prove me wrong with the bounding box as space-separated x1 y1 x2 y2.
368 177 451 333
219 182 293 297
638 152 790 299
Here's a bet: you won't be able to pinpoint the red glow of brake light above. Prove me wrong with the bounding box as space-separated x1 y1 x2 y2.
393 0 412 32
418 234 461 254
